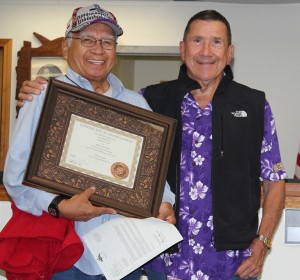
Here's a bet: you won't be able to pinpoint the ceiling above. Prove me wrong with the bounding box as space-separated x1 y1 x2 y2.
118 0 300 3
173 0 300 3
6 0 300 4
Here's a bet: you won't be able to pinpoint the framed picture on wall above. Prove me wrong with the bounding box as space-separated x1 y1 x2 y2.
31 57 68 81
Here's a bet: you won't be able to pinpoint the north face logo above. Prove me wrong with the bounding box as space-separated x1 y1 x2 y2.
231 111 247 117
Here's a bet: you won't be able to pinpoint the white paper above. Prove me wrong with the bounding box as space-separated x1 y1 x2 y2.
83 217 183 280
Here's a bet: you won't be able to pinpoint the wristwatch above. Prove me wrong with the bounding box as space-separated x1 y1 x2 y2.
48 195 64 218
256 234 272 249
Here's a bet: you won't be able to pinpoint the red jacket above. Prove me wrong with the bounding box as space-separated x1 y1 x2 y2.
0 202 83 280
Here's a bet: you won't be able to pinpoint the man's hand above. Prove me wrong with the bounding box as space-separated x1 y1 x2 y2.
156 202 176 224
234 238 269 279
58 187 116 221
17 77 47 107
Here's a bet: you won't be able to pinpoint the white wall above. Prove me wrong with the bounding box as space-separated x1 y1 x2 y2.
1 1 300 279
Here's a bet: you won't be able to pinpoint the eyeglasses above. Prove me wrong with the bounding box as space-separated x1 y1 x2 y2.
68 36 117 50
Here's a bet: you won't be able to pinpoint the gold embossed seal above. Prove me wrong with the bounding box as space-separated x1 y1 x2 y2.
111 162 129 179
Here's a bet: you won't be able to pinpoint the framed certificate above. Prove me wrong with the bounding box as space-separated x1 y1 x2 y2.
23 79 177 218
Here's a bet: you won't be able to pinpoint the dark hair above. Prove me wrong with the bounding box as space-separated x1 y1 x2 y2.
183 10 232 45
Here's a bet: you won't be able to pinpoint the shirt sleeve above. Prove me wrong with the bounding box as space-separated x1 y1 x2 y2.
161 180 175 205
3 87 56 216
260 100 287 181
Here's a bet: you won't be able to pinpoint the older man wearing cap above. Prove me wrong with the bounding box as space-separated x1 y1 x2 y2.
3 4 175 280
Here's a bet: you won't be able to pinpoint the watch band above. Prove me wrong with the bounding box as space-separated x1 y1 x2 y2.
48 195 64 218
256 234 272 249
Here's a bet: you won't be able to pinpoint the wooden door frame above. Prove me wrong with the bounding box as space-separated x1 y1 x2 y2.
0 39 12 201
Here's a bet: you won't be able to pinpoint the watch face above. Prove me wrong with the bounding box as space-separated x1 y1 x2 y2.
49 207 58 217
257 234 271 249
266 239 272 248
48 195 64 218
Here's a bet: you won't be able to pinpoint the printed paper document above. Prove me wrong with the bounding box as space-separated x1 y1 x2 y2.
83 216 183 280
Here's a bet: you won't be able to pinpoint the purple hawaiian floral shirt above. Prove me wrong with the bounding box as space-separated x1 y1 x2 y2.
146 92 287 280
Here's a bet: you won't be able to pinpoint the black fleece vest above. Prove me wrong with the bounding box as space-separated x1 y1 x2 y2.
144 64 265 251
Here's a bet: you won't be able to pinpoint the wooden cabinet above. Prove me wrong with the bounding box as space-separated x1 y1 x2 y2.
283 180 300 208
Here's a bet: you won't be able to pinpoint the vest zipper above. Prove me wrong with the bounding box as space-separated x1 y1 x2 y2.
220 114 224 157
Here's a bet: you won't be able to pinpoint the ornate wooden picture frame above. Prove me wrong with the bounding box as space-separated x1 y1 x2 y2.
23 79 177 218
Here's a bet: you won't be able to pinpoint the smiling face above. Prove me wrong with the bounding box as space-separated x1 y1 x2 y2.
180 19 233 89
63 23 117 92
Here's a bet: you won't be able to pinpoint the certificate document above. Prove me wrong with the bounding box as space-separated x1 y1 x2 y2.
60 114 143 188
83 217 183 280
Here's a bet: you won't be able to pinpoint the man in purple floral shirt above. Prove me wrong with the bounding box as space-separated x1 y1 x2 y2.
142 10 286 280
